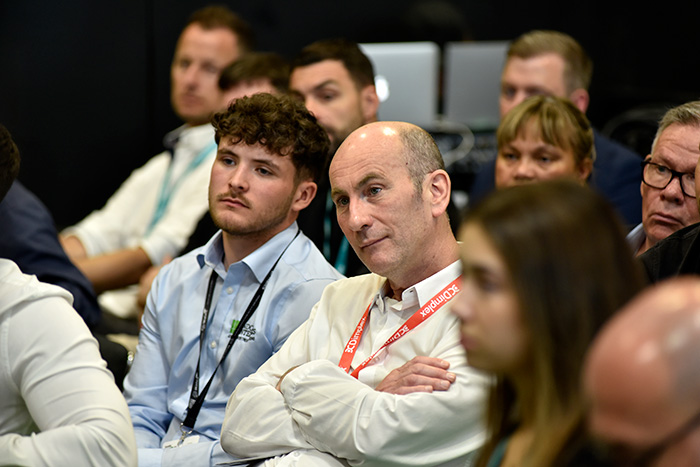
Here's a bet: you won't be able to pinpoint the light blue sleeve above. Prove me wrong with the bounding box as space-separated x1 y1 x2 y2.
123 274 174 450
269 278 337 353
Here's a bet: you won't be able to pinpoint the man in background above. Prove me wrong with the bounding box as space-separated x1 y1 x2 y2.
468 30 643 230
61 5 253 324
0 123 132 386
290 38 380 277
627 100 700 255
135 51 292 313
220 51 289 104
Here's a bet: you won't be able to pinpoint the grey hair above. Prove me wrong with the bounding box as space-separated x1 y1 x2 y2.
651 100 700 154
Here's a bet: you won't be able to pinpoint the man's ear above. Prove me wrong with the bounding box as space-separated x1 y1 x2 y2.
291 180 318 213
360 85 380 123
569 88 590 114
424 170 451 218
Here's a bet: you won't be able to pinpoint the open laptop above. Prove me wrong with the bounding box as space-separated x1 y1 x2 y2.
443 40 509 131
359 41 440 129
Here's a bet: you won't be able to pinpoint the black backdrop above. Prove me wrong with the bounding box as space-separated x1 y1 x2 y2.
1 0 698 229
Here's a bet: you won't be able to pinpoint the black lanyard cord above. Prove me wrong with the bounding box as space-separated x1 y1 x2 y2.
182 228 301 430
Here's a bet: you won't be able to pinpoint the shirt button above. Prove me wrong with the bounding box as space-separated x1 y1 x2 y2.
226 287 233 294
210 340 217 349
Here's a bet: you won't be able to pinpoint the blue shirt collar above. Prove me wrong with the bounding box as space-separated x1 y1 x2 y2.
197 222 301 283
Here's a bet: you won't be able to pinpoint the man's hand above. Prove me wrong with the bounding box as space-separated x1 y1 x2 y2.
136 256 173 322
375 356 455 395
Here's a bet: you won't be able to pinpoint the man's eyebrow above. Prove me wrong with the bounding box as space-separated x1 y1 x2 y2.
358 172 384 187
331 172 385 199
291 80 338 97
252 156 282 169
217 147 282 168
312 79 338 91
330 186 346 200
217 147 235 156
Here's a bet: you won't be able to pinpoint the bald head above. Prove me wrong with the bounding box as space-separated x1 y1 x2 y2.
585 277 700 465
333 121 445 189
329 121 455 293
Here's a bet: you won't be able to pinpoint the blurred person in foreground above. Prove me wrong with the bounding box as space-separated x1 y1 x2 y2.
585 276 700 466
453 179 646 466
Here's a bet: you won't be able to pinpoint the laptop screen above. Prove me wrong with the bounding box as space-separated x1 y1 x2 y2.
359 41 440 128
443 40 509 131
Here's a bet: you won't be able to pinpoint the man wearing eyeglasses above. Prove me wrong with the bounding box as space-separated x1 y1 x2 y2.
627 100 700 256
584 276 700 466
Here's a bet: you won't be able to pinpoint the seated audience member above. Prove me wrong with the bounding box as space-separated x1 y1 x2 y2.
0 123 131 386
220 51 290 103
123 93 343 467
494 95 594 188
585 276 700 466
0 123 101 328
290 38 380 277
221 122 488 466
627 100 700 255
0 134 136 466
135 51 292 313
60 6 252 321
452 180 646 466
468 30 642 230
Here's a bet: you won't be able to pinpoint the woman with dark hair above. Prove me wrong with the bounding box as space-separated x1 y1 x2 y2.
452 180 647 466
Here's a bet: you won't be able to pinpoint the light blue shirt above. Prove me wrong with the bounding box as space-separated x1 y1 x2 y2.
123 223 343 466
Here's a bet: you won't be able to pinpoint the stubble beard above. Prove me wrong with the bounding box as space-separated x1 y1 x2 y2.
209 192 295 239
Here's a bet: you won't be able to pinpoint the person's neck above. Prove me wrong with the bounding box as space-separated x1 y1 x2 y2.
385 235 459 300
184 120 210 129
510 369 537 428
221 223 292 271
637 237 653 256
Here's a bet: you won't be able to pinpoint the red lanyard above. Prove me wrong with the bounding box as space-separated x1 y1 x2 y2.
338 277 461 378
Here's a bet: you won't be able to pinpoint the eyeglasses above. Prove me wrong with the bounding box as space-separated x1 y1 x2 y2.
641 160 696 198
595 407 700 466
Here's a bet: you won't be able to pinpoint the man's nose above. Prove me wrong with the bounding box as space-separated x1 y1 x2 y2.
345 199 371 232
228 167 249 192
660 176 685 204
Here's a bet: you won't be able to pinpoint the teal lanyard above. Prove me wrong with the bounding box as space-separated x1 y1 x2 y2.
323 191 349 275
146 141 217 235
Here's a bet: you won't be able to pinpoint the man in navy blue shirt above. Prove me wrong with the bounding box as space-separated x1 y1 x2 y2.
468 30 642 230
0 123 129 387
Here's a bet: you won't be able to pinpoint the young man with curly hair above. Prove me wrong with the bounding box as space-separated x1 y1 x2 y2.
123 93 343 467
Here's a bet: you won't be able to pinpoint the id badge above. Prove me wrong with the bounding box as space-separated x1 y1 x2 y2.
163 435 200 448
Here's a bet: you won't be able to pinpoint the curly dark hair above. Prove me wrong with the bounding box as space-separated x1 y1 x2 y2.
0 124 20 202
211 93 330 183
